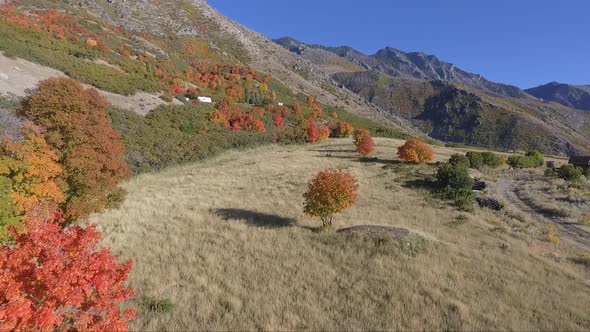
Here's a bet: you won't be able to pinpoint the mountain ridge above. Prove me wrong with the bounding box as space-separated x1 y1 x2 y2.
526 81 590 111
274 36 590 155
274 37 529 99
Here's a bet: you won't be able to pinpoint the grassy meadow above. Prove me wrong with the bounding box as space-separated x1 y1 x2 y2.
93 138 590 331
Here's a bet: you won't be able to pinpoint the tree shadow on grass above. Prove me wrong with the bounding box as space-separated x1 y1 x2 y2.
402 177 437 192
211 208 296 228
320 153 407 166
312 149 357 153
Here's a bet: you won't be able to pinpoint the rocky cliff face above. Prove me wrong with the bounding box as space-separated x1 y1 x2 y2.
526 82 590 111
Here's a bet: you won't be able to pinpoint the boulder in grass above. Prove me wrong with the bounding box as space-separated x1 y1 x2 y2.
337 225 410 240
472 180 487 191
476 197 504 210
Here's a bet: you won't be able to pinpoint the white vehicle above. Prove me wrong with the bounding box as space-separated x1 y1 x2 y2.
197 96 213 103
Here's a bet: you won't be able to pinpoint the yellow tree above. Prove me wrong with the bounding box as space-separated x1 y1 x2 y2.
0 125 64 237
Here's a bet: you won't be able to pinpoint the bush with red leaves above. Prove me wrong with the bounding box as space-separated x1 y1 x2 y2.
0 213 135 331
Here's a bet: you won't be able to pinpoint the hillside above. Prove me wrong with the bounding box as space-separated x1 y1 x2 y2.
93 138 590 330
526 82 590 111
275 38 590 155
29 0 413 131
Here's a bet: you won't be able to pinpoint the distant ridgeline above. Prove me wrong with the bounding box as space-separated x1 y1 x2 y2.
276 37 590 155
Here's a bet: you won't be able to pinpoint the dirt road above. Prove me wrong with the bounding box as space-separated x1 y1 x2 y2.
496 173 590 249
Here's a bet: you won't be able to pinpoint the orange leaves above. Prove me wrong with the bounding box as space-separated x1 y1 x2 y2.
397 138 434 163
85 38 98 47
22 78 130 220
318 125 331 141
353 129 375 157
307 95 315 107
0 213 135 331
0 125 64 225
334 121 354 137
303 169 358 227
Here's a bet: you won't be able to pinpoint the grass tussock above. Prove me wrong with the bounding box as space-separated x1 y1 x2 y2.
93 138 590 331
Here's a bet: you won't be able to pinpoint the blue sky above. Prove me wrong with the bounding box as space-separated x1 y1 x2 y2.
207 0 589 88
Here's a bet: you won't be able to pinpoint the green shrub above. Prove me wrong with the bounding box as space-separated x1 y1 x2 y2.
141 298 176 314
109 105 273 173
0 21 160 95
435 163 475 210
0 176 20 243
481 152 504 168
448 154 470 168
465 152 484 169
465 151 503 169
544 168 557 177
526 150 544 167
556 164 583 181
584 168 590 178
507 151 544 169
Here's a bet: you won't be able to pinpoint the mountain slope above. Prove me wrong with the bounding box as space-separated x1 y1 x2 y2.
526 82 590 111
275 37 590 155
64 0 414 133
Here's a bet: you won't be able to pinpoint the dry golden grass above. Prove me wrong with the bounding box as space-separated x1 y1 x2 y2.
93 138 590 331
514 175 590 222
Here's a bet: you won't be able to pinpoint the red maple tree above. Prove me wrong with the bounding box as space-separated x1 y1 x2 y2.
0 213 135 331
307 117 318 143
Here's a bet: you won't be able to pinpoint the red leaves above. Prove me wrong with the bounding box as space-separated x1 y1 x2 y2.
307 117 318 143
0 214 135 331
273 113 284 127
251 119 266 133
397 138 434 163
303 169 358 226
353 129 375 157
210 104 265 133
169 84 184 94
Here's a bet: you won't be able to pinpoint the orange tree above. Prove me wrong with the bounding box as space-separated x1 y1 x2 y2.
0 125 64 239
353 129 375 157
318 125 330 141
21 78 130 220
333 121 354 138
397 138 434 163
303 169 358 227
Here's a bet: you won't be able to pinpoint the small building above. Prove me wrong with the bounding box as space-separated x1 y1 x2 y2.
569 156 590 169
197 96 212 103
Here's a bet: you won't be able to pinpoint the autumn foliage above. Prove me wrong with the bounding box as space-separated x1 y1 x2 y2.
303 169 358 227
318 125 331 141
0 213 135 331
334 121 354 137
307 118 318 143
397 138 434 163
0 125 64 239
21 78 130 220
353 129 375 157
